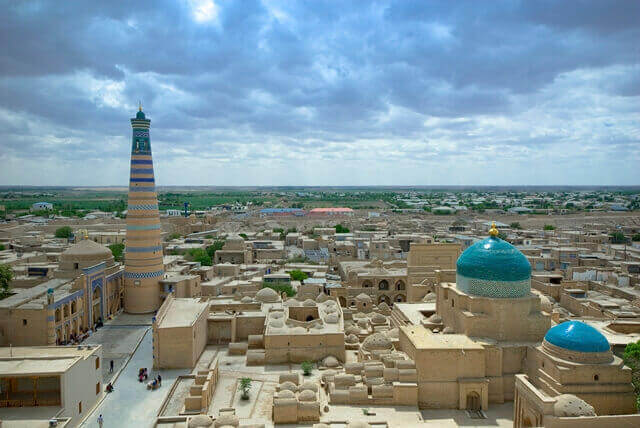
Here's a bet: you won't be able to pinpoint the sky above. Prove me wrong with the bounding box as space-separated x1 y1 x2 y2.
0 0 639 186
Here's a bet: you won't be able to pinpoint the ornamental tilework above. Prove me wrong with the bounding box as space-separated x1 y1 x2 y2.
127 204 158 210
127 245 162 253
456 273 530 298
124 270 164 279
129 186 155 192
127 224 161 231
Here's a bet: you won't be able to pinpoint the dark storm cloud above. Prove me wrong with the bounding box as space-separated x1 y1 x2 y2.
0 0 638 185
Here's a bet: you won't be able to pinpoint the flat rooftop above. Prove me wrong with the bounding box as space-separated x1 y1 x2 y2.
157 298 208 329
401 326 484 350
0 345 101 376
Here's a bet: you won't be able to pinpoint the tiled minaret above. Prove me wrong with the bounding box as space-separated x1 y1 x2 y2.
124 105 163 313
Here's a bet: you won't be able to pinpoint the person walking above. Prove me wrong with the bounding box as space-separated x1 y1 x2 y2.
109 360 114 373
98 414 104 427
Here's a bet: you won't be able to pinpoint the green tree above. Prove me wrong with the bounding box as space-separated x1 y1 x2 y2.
0 264 13 298
301 361 313 376
108 243 125 262
55 226 73 239
206 240 225 258
262 282 296 297
187 248 212 266
610 231 627 244
239 233 248 239
623 340 640 410
239 377 252 400
633 234 640 242
289 270 308 282
0 244 5 251
543 224 555 231
166 232 181 241
335 224 350 233
510 222 521 230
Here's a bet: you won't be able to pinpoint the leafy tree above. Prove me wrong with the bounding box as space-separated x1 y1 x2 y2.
239 233 248 239
0 244 5 251
262 282 296 297
289 270 308 282
543 224 555 231
55 226 73 239
108 243 125 262
623 340 640 410
633 234 640 242
510 222 521 230
239 377 252 400
301 361 313 376
206 240 225 258
610 231 627 244
187 248 212 266
335 224 350 233
0 264 13 298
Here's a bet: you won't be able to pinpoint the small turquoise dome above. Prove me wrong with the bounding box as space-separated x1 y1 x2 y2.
136 110 146 119
544 321 610 353
456 234 531 298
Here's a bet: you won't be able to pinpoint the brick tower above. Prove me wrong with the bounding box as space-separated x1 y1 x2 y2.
124 105 163 313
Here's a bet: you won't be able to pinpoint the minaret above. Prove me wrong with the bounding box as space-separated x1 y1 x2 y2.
124 105 163 313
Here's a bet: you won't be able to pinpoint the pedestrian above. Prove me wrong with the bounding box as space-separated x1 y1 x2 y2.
157 374 162 386
98 414 103 427
109 359 114 373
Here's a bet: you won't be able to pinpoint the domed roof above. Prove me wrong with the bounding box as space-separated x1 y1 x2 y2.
279 381 297 392
136 110 146 120
456 224 531 298
299 381 318 392
323 355 340 367
371 313 387 324
356 293 372 302
62 239 112 259
345 333 359 344
276 389 295 399
362 333 393 351
298 389 316 401
255 287 279 303
553 394 596 417
544 321 610 353
188 415 213 427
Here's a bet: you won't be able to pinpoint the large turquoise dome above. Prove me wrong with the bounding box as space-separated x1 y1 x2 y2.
544 321 610 353
456 226 531 298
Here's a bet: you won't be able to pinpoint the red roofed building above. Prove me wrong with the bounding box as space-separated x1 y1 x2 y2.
308 207 354 216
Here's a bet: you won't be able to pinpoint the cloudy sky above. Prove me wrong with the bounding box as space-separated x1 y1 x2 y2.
1 0 638 186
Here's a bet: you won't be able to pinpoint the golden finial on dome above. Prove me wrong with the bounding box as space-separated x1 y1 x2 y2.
489 221 499 238
138 100 143 112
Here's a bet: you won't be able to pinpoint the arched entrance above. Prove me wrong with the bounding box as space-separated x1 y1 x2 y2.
466 391 480 411
378 295 391 305
362 280 372 288
394 294 406 303
395 280 406 291
338 296 347 307
378 280 389 290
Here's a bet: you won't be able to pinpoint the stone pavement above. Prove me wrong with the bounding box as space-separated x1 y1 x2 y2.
79 324 189 427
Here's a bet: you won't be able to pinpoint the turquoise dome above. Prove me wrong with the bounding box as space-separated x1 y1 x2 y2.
136 110 146 119
544 321 610 353
456 235 531 298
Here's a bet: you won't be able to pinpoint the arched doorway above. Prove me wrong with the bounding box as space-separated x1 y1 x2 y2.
338 296 347 307
378 295 391 305
395 280 406 291
378 280 389 290
394 294 406 303
362 280 372 288
466 391 480 411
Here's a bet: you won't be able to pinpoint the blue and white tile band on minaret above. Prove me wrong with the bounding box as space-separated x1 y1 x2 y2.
124 105 164 313
456 222 531 298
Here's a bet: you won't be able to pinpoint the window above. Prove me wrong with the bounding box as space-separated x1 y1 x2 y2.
74 263 79 270
96 382 100 394
452 299 455 307
23 319 27 326
78 402 82 414
95 357 100 369
594 374 599 381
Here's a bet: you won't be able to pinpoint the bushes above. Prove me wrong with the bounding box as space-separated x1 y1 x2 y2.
543 224 555 231
206 240 225 258
262 282 296 297
623 340 640 410
335 224 350 233
108 243 125 262
187 248 212 266
55 226 73 239
289 270 308 282
0 264 13 298
239 378 252 400
301 361 313 376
